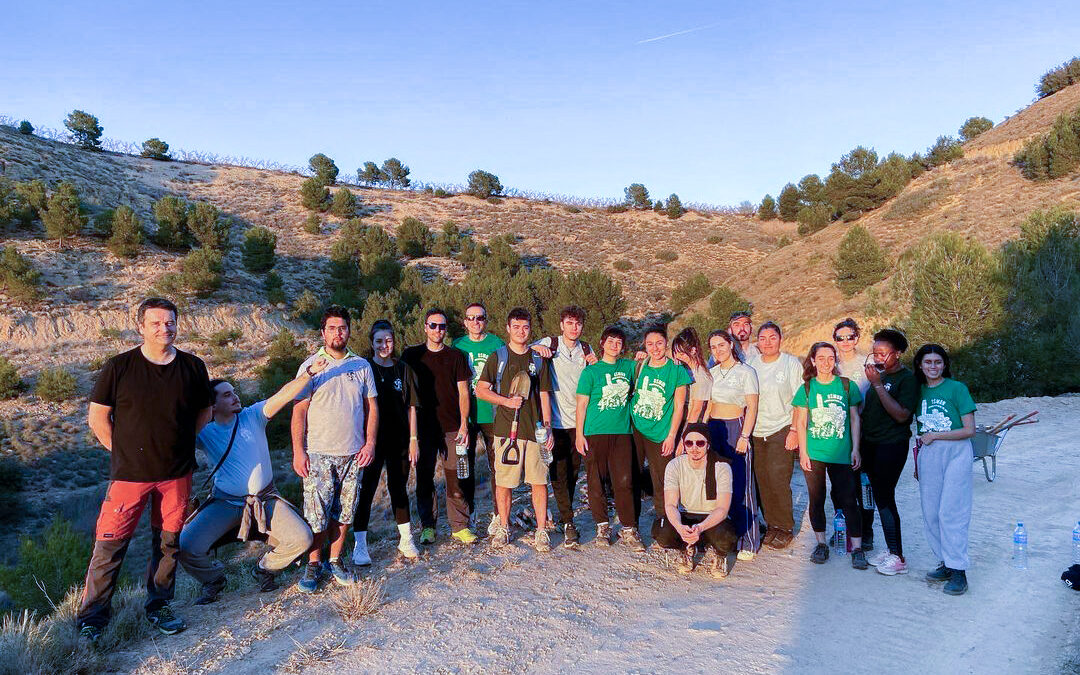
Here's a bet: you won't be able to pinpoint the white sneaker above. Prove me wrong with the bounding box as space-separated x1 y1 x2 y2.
867 549 892 568
398 535 420 560
352 537 372 567
736 548 755 562
875 554 908 576
487 512 500 537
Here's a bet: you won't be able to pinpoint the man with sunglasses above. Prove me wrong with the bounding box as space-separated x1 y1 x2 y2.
452 302 505 536
728 311 760 363
402 308 475 546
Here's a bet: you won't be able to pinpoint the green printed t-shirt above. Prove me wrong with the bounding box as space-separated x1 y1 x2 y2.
576 359 636 436
916 378 977 434
453 333 504 425
791 377 863 464
631 358 693 443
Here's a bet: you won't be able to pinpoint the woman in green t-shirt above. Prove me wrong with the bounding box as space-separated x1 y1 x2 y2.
792 342 869 570
913 344 976 597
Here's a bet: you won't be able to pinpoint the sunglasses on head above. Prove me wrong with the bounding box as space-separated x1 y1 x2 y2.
683 438 708 448
427 322 447 330
465 314 487 322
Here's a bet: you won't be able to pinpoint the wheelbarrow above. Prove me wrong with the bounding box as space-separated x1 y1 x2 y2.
972 411 1038 482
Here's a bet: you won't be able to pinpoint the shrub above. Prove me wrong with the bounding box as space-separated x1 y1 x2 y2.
466 170 502 199
833 225 889 297
777 183 801 221
776 234 792 248
396 217 433 258
656 250 678 263
613 259 632 271
624 183 651 209
564 205 581 214
670 273 712 313
653 199 664 213
433 188 452 198
151 195 193 249
180 248 224 297
300 177 330 211
42 181 85 247
304 213 321 234
258 329 308 399
757 194 778 220
209 328 242 348
706 235 723 244
87 208 114 238
241 226 276 272
265 270 285 304
330 187 357 218
63 110 102 150
0 518 92 613
187 202 229 250
958 117 993 142
140 138 170 160
1037 57 1080 99
1014 106 1080 181
0 355 22 398
291 289 323 327
0 455 23 524
796 203 832 235
308 153 339 186
15 179 47 218
708 285 752 323
926 136 963 167
107 206 143 258
433 220 463 257
17 121 33 135
336 219 396 261
35 368 77 401
0 246 41 304
665 194 685 219
381 158 410 188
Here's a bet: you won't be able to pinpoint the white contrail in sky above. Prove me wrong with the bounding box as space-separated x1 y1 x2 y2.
637 21 721 44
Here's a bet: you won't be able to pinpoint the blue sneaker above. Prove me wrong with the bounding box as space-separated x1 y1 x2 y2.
297 562 322 593
326 558 357 586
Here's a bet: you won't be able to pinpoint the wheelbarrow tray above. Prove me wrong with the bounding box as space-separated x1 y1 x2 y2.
971 428 1009 482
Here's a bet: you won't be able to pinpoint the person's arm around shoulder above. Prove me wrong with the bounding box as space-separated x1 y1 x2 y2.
264 356 329 419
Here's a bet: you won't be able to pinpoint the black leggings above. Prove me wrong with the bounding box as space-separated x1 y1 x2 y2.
863 439 909 556
354 436 412 531
802 459 862 538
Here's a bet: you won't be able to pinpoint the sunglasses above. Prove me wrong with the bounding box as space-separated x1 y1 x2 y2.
465 315 487 322
427 322 447 330
683 438 708 448
834 335 857 342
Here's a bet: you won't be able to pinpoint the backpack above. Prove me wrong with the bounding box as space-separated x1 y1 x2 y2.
493 346 547 396
802 377 852 404
545 336 592 359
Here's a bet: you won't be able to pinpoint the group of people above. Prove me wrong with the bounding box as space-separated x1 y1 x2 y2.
74 295 979 644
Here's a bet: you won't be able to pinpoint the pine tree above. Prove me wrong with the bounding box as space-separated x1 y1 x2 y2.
330 187 358 218
242 226 277 272
624 183 651 209
777 183 801 221
141 138 170 160
670 273 712 313
64 110 103 150
757 194 778 220
396 217 433 258
187 202 229 250
107 206 143 258
308 154 339 186
152 195 193 249
17 121 33 135
358 162 386 186
958 117 993 141
665 193 685 219
42 181 85 247
467 170 502 199
833 225 888 297
300 177 330 211
381 158 411 188
0 246 41 303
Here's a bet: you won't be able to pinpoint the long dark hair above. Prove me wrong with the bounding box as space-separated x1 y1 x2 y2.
369 319 396 359
672 327 708 370
802 342 840 381
913 343 952 384
707 329 742 364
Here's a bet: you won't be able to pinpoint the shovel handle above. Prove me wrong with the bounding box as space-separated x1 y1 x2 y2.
510 409 521 441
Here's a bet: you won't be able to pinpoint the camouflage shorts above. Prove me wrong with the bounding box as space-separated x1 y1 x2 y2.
303 453 361 533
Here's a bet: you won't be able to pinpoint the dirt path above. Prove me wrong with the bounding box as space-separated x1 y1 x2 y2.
121 396 1080 674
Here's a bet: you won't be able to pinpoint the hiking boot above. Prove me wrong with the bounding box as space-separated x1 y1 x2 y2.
398 535 420 560
761 530 778 548
452 528 479 545
487 512 500 537
595 522 612 547
193 575 227 605
419 527 437 545
78 623 103 646
533 529 552 553
769 529 794 549
327 559 357 586
926 562 951 582
875 554 908 576
705 549 730 579
852 548 869 570
297 562 322 593
563 522 580 549
619 527 646 553
352 537 372 567
810 543 829 564
251 564 279 592
490 524 510 549
868 548 892 567
944 569 968 595
146 604 186 635
676 548 695 574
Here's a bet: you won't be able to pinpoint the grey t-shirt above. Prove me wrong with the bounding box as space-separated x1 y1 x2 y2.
537 337 589 429
837 352 871 398
747 351 803 437
296 350 377 456
688 364 712 404
196 401 272 497
663 455 733 515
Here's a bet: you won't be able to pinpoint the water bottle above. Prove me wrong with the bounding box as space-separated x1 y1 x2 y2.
455 439 469 479
1072 521 1080 564
861 474 874 510
1012 522 1028 571
833 510 847 557
535 423 553 465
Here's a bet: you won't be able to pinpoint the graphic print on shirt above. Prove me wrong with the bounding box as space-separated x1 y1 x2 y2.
809 392 847 440
917 398 953 432
467 352 489 391
633 375 667 421
597 372 630 411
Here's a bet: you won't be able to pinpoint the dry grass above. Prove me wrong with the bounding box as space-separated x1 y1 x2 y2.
280 632 349 674
327 577 385 625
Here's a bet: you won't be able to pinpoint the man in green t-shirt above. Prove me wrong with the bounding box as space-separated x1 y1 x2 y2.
452 302 505 533
575 326 639 548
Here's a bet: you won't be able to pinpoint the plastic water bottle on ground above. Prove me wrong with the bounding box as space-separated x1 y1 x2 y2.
455 439 469 479
1072 521 1080 564
861 473 874 510
833 510 847 557
535 423 553 465
1012 521 1028 571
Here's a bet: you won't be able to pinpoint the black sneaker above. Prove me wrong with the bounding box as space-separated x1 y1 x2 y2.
251 564 279 592
944 569 968 595
78 623 103 646
851 548 869 570
810 543 829 564
146 604 186 635
926 562 951 582
193 575 227 605
563 522 580 549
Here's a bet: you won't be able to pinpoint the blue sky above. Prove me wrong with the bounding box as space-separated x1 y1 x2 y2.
4 1 1078 205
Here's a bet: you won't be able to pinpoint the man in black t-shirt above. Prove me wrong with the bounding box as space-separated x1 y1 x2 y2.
77 298 212 643
401 308 474 546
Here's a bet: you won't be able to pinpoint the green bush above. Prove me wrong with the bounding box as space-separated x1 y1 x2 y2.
0 456 23 525
624 183 651 209
88 208 114 238
613 259 632 271
300 177 330 211
1014 106 1080 181
209 328 242 348
926 136 963 167
241 226 276 272
433 188 452 198
396 217 433 258
833 225 889 297
670 273 712 313
708 285 753 323
308 153 339 186
291 289 323 327
304 213 322 234
35 368 77 401
1037 57 1080 99
432 220 463 256
42 181 85 247
180 248 224 297
107 206 143 258
17 120 33 135
654 199 665 213
706 235 723 244
0 178 27 228
381 158 411 188
777 183 801 221
796 203 832 235
152 196 193 249
466 170 502 199
63 110 102 150
959 117 993 142
656 250 678 262
0 355 23 398
330 188 357 218
15 179 47 218
0 518 92 612
0 246 42 304
187 202 229 251
258 329 309 449
265 270 286 304
757 194 778 220
140 138 170 160
665 194 685 219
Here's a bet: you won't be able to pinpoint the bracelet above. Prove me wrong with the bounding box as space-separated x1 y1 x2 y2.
305 366 316 377
409 436 418 441
739 434 750 440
